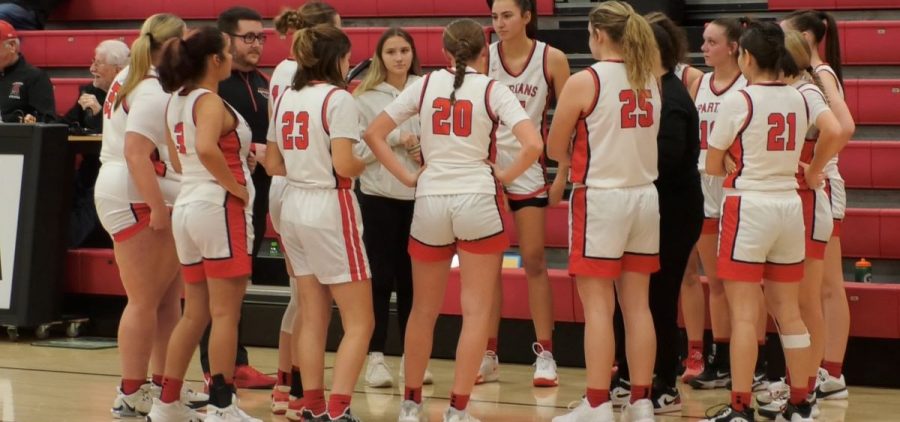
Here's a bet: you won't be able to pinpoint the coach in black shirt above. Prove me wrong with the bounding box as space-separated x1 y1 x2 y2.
612 21 704 407
0 20 54 123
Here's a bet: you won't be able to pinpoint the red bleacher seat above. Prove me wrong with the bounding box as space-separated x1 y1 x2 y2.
51 0 552 21
769 0 900 10
51 78 92 116
65 248 126 296
839 21 900 65
840 141 900 189
842 208 900 259
851 79 900 125
23 27 490 69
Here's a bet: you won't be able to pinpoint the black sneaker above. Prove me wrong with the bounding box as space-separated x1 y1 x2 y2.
610 375 631 407
701 404 756 421
690 363 731 389
775 400 813 422
651 384 682 414
302 409 330 422
327 409 363 422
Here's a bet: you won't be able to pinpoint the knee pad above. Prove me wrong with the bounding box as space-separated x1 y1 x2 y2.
780 332 811 349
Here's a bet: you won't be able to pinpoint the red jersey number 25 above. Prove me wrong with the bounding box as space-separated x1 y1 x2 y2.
281 111 310 150
619 89 654 129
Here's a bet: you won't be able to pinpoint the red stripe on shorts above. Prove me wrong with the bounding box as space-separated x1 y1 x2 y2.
716 195 764 282
338 190 367 281
112 203 151 242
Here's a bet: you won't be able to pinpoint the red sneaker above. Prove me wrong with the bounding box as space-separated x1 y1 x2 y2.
681 351 705 383
285 397 305 422
233 364 276 389
271 386 291 415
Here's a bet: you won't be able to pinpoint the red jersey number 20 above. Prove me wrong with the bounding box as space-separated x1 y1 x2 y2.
432 98 473 137
281 111 310 150
619 89 654 129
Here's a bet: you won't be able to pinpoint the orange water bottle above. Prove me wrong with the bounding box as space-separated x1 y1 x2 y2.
854 258 872 283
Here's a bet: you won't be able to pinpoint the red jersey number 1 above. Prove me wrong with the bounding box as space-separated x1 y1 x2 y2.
174 122 186 154
619 89 654 129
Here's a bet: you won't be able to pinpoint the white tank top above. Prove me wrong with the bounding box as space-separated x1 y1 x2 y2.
488 40 552 150
269 59 297 109
383 67 530 197
166 88 254 206
792 80 831 190
269 83 361 190
694 71 747 172
814 64 843 178
569 61 660 189
708 83 811 192
95 66 179 204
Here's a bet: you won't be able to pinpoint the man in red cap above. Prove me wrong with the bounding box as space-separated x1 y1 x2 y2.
0 19 55 123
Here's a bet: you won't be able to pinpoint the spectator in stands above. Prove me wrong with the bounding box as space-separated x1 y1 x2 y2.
64 39 129 134
0 0 63 30
0 19 54 123
192 5 276 391
67 40 129 249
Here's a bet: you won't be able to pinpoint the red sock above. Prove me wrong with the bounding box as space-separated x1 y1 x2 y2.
160 377 183 404
585 388 609 407
404 387 422 404
688 340 703 356
807 376 816 393
277 370 291 386
486 337 498 353
785 368 791 386
790 386 809 405
822 360 842 378
630 385 650 403
731 391 751 412
713 337 730 343
327 394 352 418
120 378 145 395
537 339 553 353
151 374 164 387
450 393 470 411
304 389 326 415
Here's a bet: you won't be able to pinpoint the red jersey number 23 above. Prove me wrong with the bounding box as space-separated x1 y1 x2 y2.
281 111 310 150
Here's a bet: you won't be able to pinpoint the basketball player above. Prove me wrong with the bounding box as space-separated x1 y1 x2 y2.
546 2 661 420
756 30 852 419
364 18 542 422
685 17 751 390
152 26 259 421
482 0 570 387
265 25 374 422
701 21 843 422
781 10 856 402
268 2 340 417
93 13 207 418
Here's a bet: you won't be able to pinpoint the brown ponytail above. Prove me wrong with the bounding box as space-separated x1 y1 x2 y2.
157 26 228 93
442 19 485 104
784 9 843 85
589 1 658 92
275 1 339 35
290 24 351 90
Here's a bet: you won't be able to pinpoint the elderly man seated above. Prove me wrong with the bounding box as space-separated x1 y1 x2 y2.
63 39 129 133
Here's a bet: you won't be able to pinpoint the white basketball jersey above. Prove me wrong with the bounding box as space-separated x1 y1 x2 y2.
96 66 179 203
814 64 843 177
694 72 747 172
269 83 361 190
269 59 297 110
383 67 530 197
488 40 552 149
569 61 660 189
708 83 811 192
674 62 693 88
793 80 831 189
166 88 254 206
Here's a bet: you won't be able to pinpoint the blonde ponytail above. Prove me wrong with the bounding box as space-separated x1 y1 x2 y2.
116 13 184 110
589 1 658 92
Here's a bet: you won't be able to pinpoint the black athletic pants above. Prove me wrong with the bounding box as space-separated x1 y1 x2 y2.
614 187 703 388
358 192 415 352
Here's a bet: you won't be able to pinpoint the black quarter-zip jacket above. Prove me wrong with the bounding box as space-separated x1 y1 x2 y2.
0 55 55 122
218 68 270 143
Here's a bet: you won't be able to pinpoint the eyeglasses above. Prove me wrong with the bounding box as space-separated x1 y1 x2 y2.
90 59 111 67
229 32 267 45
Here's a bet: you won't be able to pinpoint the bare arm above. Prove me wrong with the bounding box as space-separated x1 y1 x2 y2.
706 147 727 177
332 138 366 178
817 71 856 143
547 70 594 167
195 95 249 204
807 110 850 185
265 141 286 176
547 47 571 205
364 112 419 187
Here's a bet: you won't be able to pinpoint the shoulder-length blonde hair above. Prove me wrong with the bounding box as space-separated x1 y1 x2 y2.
354 27 422 96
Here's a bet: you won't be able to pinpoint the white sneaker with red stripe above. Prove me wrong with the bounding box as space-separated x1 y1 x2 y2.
532 342 559 387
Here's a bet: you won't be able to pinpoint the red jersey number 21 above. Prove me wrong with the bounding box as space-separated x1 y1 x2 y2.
767 113 797 151
619 89 654 129
281 111 310 150
432 98 473 137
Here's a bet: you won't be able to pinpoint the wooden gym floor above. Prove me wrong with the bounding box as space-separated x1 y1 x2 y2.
0 342 898 421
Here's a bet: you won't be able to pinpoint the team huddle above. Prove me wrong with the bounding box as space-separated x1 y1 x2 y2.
93 0 854 421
